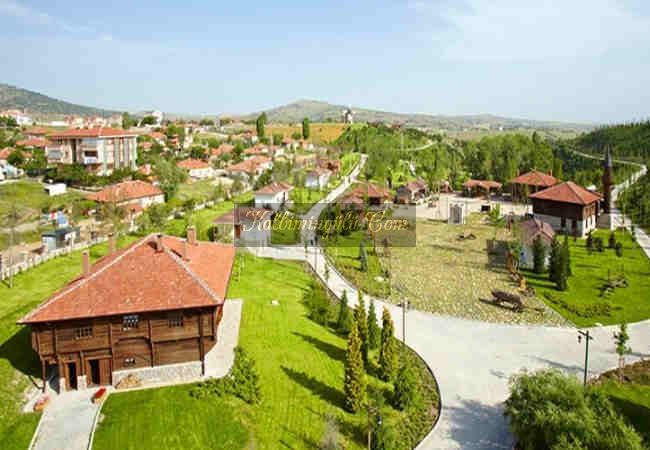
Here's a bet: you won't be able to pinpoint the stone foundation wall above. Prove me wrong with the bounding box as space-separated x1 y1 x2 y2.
112 361 202 387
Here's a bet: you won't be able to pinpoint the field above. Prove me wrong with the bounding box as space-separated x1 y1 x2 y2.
167 179 223 209
270 212 301 245
527 229 650 327
0 235 137 450
266 123 348 144
0 180 83 227
290 188 326 215
93 254 439 449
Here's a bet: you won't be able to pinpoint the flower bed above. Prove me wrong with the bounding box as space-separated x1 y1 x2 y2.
33 395 50 412
92 387 108 404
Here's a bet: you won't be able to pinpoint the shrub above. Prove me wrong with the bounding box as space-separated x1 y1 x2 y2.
504 369 643 450
379 307 398 382
615 242 623 257
303 282 333 325
393 361 420 410
336 290 353 334
532 235 546 274
595 237 604 252
608 232 617 249
344 322 366 413
542 293 621 318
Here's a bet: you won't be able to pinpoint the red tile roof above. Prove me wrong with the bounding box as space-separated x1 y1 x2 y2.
226 156 271 175
209 144 234 157
148 131 166 140
463 179 502 190
48 127 138 139
529 181 602 205
254 181 293 195
214 207 272 225
18 235 236 323
177 158 211 170
400 179 428 193
24 127 49 136
16 138 49 148
87 180 163 203
519 218 556 245
0 147 14 159
349 183 391 199
510 170 558 187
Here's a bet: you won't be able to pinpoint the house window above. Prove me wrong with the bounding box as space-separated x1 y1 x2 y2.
122 314 139 330
75 326 93 339
168 313 184 328
123 357 136 366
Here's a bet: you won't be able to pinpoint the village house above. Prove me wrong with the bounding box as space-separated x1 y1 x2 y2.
1 109 33 125
305 167 332 190
340 183 392 208
226 156 272 181
529 181 602 237
509 170 558 202
462 179 502 197
24 127 50 140
254 181 293 211
87 180 165 217
395 179 429 204
177 158 214 179
294 154 317 169
208 144 234 162
16 137 49 150
214 206 273 245
147 131 166 145
517 218 556 269
46 127 138 175
0 147 13 165
18 231 236 391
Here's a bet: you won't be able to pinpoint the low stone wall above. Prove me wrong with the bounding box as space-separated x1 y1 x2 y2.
112 361 202 387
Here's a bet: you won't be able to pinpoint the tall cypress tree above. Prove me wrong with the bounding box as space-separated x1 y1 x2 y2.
367 299 380 350
354 292 369 365
548 236 561 284
563 233 572 276
336 290 352 334
344 322 366 412
379 307 398 382
532 235 546 274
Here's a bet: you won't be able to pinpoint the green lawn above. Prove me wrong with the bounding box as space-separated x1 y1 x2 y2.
270 212 301 245
0 235 137 450
93 254 438 449
290 187 326 215
167 180 222 209
0 180 83 227
597 381 650 446
526 229 650 326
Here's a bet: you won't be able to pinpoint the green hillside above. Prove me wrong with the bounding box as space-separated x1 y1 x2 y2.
0 83 116 117
574 121 650 161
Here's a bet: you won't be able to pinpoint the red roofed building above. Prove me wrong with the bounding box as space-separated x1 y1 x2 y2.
147 131 166 144
0 146 14 164
24 127 50 139
254 181 293 211
517 218 556 270
214 206 273 244
529 181 602 237
510 170 558 202
341 183 392 207
87 180 165 212
395 179 429 204
177 158 214 179
46 127 138 175
208 144 234 162
18 231 236 391
226 156 272 181
16 137 49 149
462 179 502 197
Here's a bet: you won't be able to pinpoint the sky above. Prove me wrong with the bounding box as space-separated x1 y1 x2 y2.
0 0 649 123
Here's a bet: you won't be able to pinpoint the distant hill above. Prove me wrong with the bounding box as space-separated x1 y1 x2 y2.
573 121 650 162
0 83 117 118
238 99 594 132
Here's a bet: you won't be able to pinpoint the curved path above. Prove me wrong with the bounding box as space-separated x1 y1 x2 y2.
251 154 650 449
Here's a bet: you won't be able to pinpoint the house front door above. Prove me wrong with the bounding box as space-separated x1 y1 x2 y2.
66 362 78 390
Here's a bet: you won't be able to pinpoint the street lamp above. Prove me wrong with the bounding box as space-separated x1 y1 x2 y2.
577 330 594 386
401 298 408 347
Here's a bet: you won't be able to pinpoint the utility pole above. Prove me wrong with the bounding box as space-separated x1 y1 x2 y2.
402 298 408 347
578 330 594 386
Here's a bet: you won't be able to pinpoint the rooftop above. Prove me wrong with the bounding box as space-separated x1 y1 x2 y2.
177 158 211 170
87 180 163 203
529 181 602 205
254 181 293 195
48 127 138 139
510 170 558 187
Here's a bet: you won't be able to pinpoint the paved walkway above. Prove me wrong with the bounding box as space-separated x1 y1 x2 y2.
250 153 650 449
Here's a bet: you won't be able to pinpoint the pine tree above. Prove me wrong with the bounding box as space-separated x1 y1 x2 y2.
563 232 572 276
344 322 366 413
556 242 569 291
393 361 419 410
367 299 380 350
336 290 352 334
379 307 398 382
548 237 561 284
613 323 632 377
354 292 369 364
532 235 546 274
359 241 368 272
302 117 310 140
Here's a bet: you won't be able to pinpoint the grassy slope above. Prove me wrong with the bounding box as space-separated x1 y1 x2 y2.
597 382 650 445
0 235 137 450
0 180 83 226
527 230 650 326
93 255 438 449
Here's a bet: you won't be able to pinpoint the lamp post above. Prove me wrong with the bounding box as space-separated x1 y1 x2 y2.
401 298 408 347
577 330 594 386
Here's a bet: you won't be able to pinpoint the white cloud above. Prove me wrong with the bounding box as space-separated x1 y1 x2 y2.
414 0 650 62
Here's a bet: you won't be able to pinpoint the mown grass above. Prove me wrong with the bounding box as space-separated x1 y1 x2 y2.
527 229 650 326
270 212 301 245
0 235 137 450
597 381 650 446
92 254 438 449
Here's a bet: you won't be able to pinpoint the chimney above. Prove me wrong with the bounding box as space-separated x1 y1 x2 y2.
182 239 189 261
82 251 90 276
108 233 116 254
187 226 197 245
155 233 163 252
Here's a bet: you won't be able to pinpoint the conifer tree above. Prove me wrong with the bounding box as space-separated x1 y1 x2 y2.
379 307 398 381
393 360 419 410
532 235 546 274
344 322 366 412
367 299 380 350
359 241 368 272
336 290 352 334
548 237 561 284
563 232 572 276
354 292 369 364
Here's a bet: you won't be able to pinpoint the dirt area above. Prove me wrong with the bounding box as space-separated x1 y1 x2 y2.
386 215 570 325
392 194 532 221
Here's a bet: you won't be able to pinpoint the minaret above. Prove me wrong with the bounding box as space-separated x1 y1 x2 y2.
602 146 613 214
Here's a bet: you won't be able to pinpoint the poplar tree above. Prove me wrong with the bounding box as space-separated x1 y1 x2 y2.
532 235 546 274
548 237 561 284
344 322 366 412
354 292 369 364
367 299 380 350
379 307 398 381
359 241 368 272
336 290 352 334
563 232 572 276
302 117 310 140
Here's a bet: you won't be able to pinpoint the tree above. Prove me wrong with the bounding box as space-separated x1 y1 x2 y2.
359 241 368 272
613 323 631 376
354 293 369 365
615 242 623 257
122 112 135 129
562 233 572 277
232 142 244 162
548 237 561 284
504 369 643 450
189 146 205 160
272 133 283 146
7 149 24 167
608 232 617 249
532 235 546 274
256 113 266 139
344 322 366 413
336 290 353 334
367 299 380 350
291 131 302 140
378 307 398 381
147 203 170 230
199 118 215 126
140 115 157 126
153 156 187 201
302 117 310 140
393 361 419 410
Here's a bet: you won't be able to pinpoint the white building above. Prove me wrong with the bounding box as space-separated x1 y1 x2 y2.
213 207 272 246
1 109 33 126
305 168 331 190
254 182 293 211
177 159 214 179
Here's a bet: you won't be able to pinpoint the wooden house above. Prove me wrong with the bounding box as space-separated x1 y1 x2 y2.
509 170 558 202
529 181 602 237
395 179 428 204
18 230 235 392
462 179 502 197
